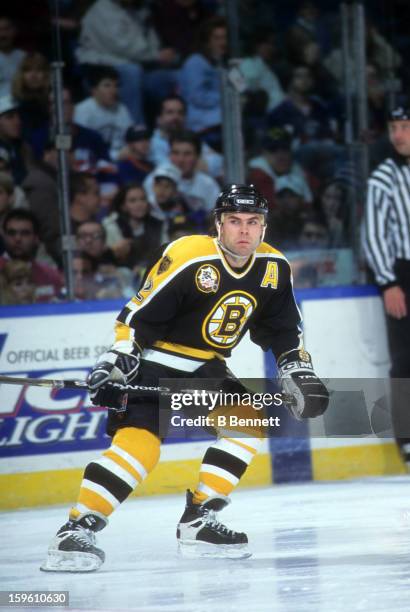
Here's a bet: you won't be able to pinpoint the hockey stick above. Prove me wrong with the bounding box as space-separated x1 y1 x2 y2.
0 374 297 408
0 374 168 394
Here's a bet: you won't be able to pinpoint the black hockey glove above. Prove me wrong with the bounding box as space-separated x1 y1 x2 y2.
277 349 329 420
87 347 140 408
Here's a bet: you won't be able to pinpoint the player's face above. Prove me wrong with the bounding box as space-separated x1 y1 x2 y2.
388 120 410 157
219 212 264 258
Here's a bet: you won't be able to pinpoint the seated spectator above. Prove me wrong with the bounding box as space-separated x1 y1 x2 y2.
23 141 74 264
150 95 222 179
268 65 343 179
76 0 178 123
296 41 340 105
286 2 330 62
145 131 221 227
240 29 284 113
0 16 26 97
72 252 99 301
11 52 50 150
0 209 63 302
265 176 310 250
147 164 188 225
179 17 228 150
74 66 133 160
117 125 154 184
297 214 330 250
318 179 349 248
76 220 117 268
0 94 33 184
70 173 101 231
0 259 35 304
75 220 134 297
152 0 213 59
103 183 163 269
248 129 313 208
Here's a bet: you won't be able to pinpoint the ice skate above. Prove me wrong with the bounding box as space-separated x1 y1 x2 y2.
177 490 251 559
40 512 107 572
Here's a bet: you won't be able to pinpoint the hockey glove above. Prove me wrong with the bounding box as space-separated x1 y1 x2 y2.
277 349 329 420
88 346 140 408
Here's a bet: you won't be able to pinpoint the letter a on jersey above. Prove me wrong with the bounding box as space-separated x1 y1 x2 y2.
261 261 278 289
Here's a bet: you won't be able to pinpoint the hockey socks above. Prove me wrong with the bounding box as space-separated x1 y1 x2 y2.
70 427 160 519
193 436 261 503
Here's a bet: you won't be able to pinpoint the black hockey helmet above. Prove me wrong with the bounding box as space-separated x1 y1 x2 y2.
214 184 269 220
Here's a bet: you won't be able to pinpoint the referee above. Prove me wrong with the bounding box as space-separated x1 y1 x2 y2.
363 106 410 466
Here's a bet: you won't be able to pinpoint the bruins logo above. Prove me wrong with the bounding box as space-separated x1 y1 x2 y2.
196 264 220 293
158 255 172 274
202 291 257 348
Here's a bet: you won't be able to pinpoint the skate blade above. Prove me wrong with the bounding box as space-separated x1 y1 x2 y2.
178 540 252 559
40 550 103 573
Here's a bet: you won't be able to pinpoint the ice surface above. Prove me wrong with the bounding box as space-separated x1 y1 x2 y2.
2 477 410 611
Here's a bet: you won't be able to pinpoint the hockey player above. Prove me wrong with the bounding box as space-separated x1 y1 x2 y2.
41 184 329 572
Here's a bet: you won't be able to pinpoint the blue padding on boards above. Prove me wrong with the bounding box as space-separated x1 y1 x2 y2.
264 351 312 483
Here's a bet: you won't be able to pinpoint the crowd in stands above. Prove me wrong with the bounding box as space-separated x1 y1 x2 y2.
0 0 407 303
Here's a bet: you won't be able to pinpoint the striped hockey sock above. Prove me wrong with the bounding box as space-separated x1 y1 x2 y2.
69 427 160 519
193 436 261 504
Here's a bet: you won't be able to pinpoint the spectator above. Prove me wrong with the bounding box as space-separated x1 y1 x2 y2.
76 220 117 267
117 124 153 184
22 141 69 264
0 94 32 184
150 95 222 179
74 66 133 160
268 65 343 179
297 214 329 250
286 1 330 61
103 182 163 269
72 252 99 301
11 52 50 149
145 131 220 226
265 175 309 250
0 209 63 302
147 163 187 225
240 29 284 113
70 173 101 231
248 129 313 208
179 16 228 150
167 212 197 242
0 259 35 304
297 41 340 104
152 0 213 59
75 220 134 297
76 0 178 123
319 179 350 248
0 16 26 97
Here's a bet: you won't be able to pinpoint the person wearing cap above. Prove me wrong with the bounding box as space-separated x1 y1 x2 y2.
117 124 154 184
267 174 310 250
0 94 32 184
363 106 410 469
149 162 188 225
248 128 313 207
41 183 328 571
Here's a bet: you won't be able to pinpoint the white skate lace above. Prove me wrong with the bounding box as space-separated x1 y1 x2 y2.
204 510 234 536
63 526 96 548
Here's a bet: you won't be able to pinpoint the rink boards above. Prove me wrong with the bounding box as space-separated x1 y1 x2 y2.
0 287 405 510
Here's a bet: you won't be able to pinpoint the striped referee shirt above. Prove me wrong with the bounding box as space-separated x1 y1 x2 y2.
363 157 410 287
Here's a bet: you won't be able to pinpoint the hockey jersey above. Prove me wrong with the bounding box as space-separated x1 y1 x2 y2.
115 235 302 365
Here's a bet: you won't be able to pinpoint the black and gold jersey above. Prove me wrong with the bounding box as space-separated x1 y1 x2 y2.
115 235 302 366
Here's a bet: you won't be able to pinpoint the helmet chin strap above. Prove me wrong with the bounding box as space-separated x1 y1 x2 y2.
216 220 266 262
